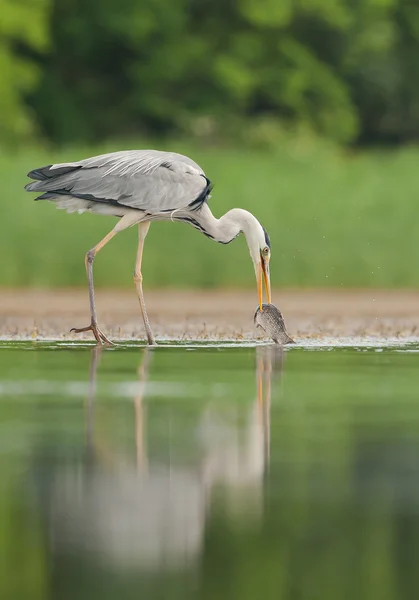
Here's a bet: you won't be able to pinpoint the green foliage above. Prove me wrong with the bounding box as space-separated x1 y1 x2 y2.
0 0 50 145
0 0 411 146
2 138 419 289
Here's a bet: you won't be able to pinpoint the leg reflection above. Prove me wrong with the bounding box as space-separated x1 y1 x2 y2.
256 345 286 472
85 345 103 466
134 348 152 474
84 345 151 474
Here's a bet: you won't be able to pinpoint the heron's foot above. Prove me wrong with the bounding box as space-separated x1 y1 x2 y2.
70 321 114 346
146 332 157 346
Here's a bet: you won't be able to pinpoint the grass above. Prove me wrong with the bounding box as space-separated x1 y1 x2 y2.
1 137 418 289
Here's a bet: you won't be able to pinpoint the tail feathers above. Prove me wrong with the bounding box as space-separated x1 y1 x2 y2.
24 180 61 193
25 181 44 192
25 164 82 194
34 192 60 201
27 164 81 181
26 165 53 181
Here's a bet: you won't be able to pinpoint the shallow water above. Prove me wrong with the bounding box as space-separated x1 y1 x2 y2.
1 341 419 600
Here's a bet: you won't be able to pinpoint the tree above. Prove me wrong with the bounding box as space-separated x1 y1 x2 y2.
7 0 419 146
0 0 50 145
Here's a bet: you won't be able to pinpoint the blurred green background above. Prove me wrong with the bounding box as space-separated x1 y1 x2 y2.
2 0 419 289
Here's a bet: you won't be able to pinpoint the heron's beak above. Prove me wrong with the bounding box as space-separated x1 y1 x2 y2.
258 256 271 310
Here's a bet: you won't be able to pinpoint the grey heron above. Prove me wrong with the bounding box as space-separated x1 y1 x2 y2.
25 150 271 345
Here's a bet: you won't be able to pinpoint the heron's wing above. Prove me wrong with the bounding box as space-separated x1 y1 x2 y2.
25 150 211 213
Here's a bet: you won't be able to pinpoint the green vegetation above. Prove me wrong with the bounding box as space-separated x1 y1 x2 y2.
3 0 419 147
3 139 419 289
2 0 418 290
0 0 50 144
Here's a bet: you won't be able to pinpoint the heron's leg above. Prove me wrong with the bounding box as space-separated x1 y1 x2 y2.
71 228 118 345
133 221 156 345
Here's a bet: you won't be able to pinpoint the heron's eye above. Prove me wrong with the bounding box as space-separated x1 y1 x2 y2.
262 246 269 256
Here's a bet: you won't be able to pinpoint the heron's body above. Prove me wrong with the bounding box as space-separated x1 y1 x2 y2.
25 150 272 345
28 150 211 219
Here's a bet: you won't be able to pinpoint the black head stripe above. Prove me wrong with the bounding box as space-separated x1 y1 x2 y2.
262 226 271 249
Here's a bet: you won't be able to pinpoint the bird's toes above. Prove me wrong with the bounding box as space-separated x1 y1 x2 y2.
70 325 92 334
98 332 114 346
69 323 114 345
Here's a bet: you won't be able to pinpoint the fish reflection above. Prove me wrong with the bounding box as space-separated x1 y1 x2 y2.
46 345 286 570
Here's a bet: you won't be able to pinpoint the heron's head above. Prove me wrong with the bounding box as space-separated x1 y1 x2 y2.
245 221 271 311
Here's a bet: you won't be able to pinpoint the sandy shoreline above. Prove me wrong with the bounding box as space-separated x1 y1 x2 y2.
0 288 418 342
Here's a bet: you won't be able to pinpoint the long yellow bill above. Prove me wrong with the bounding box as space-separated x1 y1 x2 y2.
258 258 271 310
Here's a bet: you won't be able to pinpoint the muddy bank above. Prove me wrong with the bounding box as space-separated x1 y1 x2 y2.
0 289 418 341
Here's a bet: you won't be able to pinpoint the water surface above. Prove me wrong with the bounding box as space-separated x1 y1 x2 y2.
1 342 419 600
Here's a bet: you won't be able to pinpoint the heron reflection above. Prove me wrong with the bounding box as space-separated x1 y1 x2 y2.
48 345 286 570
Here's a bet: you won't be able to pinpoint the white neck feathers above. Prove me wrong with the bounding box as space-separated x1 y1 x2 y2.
192 204 264 246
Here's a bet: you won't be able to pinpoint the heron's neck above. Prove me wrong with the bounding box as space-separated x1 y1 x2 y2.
191 204 261 245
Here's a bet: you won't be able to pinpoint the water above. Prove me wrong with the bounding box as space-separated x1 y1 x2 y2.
1 341 419 599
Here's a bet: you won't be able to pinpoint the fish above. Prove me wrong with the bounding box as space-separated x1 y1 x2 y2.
254 303 294 345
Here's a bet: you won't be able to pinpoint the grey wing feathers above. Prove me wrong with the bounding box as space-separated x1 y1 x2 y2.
25 150 211 214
